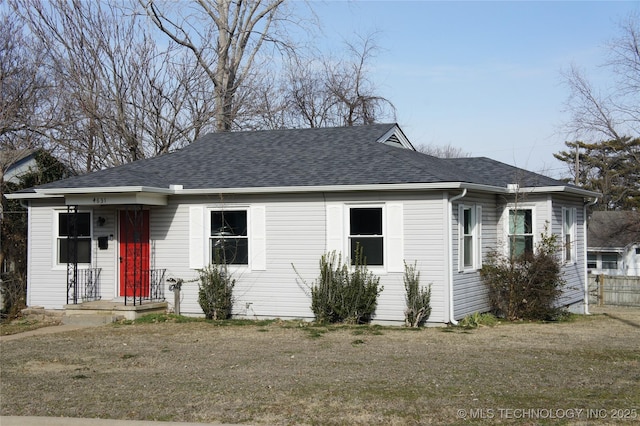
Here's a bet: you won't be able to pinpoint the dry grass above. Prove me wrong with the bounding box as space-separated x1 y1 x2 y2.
1 307 639 425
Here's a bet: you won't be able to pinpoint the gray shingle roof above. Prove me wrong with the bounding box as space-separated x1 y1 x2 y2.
32 123 573 192
588 211 640 248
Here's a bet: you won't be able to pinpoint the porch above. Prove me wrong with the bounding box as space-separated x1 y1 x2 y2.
67 267 167 306
63 300 168 324
64 206 167 317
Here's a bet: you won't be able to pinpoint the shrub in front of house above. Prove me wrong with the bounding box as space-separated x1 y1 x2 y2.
197 261 235 320
480 232 565 321
403 261 432 327
310 249 383 324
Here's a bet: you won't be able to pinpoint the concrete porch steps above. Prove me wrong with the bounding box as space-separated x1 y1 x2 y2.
62 312 124 326
63 300 168 324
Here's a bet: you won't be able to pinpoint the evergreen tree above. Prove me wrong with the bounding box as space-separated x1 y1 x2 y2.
554 137 640 210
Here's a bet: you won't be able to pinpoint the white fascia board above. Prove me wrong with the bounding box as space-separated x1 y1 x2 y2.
173 182 506 195
4 191 60 200
35 186 174 196
588 246 626 253
514 186 601 198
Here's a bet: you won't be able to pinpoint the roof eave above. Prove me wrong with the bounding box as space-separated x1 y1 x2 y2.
5 182 600 199
174 182 521 195
515 186 600 198
37 186 174 196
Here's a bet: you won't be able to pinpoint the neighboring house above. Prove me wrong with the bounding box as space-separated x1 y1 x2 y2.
1 149 38 184
587 211 640 276
6 124 599 324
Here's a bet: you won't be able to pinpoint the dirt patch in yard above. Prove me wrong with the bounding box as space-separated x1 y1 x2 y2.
1 307 639 425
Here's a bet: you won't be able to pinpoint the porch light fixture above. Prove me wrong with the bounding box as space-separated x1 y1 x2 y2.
98 216 106 226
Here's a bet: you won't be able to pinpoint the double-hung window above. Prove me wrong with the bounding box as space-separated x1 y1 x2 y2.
210 210 248 265
508 208 533 258
601 253 618 270
57 212 92 264
349 207 383 266
562 207 577 263
459 205 481 270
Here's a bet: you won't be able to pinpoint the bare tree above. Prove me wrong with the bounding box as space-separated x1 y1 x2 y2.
0 12 49 153
416 143 471 158
327 34 396 126
10 0 215 173
141 0 290 132
254 33 396 129
562 12 640 141
283 54 338 128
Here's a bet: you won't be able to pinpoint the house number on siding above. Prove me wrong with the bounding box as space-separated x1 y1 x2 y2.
93 197 108 204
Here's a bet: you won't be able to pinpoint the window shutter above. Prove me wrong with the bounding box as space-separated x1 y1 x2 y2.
189 206 205 269
457 204 464 272
476 205 483 268
326 204 344 255
386 203 404 272
250 205 267 271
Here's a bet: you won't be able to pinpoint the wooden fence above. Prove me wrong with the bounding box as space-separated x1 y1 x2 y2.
588 275 640 307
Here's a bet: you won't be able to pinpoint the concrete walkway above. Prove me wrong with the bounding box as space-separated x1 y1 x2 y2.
0 417 237 426
0 324 94 342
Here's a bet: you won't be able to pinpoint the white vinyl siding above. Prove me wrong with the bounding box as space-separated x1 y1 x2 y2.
27 190 591 322
452 194 493 319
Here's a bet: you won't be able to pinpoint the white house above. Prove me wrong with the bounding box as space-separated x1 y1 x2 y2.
587 210 640 276
6 124 599 324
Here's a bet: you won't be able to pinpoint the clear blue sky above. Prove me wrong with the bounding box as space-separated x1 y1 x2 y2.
301 0 640 177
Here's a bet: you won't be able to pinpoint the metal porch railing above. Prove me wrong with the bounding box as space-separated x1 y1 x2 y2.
124 268 166 306
67 268 102 304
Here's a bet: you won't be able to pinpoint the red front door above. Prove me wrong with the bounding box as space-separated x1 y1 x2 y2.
119 210 150 297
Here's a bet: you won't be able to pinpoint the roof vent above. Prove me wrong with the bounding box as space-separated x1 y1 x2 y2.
384 134 402 147
169 184 183 190
507 183 519 192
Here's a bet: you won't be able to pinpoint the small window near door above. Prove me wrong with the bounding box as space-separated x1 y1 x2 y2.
587 253 597 269
58 212 92 264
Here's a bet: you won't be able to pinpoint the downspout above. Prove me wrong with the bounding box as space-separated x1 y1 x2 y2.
20 200 31 307
447 188 467 325
583 197 598 315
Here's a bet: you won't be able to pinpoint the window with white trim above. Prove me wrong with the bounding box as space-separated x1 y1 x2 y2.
587 253 597 269
508 208 533 258
57 212 92 264
562 207 577 263
210 210 248 265
349 207 383 266
459 204 482 270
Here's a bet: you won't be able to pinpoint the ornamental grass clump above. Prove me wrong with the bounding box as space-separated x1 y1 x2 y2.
310 248 383 324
